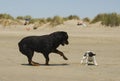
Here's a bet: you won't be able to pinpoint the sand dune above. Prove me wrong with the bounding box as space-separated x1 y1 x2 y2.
0 21 120 81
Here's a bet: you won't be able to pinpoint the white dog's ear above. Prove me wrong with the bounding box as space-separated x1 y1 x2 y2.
84 53 87 56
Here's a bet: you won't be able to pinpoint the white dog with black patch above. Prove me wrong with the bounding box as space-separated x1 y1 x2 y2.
81 51 98 65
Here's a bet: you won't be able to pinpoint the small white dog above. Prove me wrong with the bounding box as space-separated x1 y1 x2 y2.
81 51 98 65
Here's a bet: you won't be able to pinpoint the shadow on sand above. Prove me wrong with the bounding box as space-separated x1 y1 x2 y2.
21 63 69 66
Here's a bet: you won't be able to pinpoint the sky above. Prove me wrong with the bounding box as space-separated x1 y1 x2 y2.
0 0 120 19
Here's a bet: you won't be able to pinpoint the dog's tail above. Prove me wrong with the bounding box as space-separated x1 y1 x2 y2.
18 41 28 55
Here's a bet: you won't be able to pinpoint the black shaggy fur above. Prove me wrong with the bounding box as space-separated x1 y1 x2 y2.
18 31 69 66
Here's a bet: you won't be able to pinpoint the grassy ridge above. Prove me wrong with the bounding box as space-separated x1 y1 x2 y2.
0 12 120 27
91 13 120 27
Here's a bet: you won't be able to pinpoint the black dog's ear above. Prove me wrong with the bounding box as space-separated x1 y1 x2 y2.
53 31 68 40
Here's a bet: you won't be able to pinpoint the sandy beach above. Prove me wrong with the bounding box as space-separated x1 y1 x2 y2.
0 21 120 81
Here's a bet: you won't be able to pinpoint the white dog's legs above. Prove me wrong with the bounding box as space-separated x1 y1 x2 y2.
85 57 89 66
81 56 86 64
81 56 89 65
81 59 84 64
93 56 98 65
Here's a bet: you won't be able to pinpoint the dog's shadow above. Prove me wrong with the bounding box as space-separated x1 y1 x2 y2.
88 64 96 66
21 63 69 66
81 63 96 66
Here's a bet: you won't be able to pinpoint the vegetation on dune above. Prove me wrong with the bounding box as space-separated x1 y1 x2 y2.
0 13 23 27
0 12 120 27
91 12 120 27
0 13 14 20
49 16 64 27
67 15 80 20
29 15 80 27
83 17 90 22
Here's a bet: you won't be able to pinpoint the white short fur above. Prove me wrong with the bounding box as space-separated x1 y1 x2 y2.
81 51 98 66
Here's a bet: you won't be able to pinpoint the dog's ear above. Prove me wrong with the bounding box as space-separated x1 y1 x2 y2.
88 52 96 57
84 53 87 56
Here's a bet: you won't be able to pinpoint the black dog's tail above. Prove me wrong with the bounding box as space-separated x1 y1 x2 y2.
18 42 28 55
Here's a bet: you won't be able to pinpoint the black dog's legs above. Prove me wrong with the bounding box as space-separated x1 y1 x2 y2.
53 49 68 60
26 50 40 66
43 54 50 65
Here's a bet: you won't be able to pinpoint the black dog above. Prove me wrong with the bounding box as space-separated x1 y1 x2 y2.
18 31 69 66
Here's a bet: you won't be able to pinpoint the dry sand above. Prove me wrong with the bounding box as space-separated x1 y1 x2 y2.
0 21 120 81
